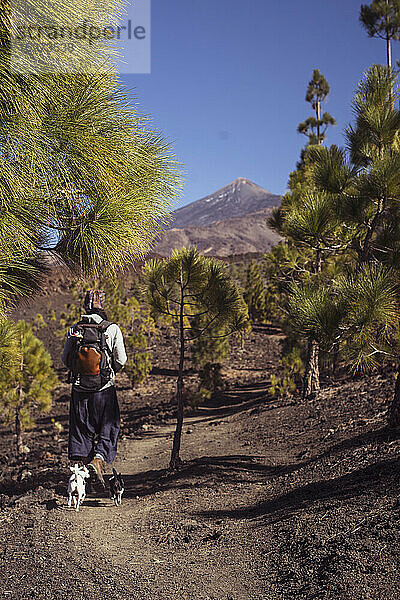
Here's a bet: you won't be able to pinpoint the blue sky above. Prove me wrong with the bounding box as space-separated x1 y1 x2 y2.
120 0 400 207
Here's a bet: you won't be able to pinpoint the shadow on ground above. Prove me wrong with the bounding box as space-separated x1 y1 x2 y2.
195 457 400 524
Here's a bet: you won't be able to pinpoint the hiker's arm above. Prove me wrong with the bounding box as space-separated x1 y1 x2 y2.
62 335 74 367
113 326 127 372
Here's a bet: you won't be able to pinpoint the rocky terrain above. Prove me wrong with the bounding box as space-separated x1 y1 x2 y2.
0 308 399 599
155 207 281 257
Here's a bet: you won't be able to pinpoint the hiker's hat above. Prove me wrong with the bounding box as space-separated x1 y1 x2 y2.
84 289 106 312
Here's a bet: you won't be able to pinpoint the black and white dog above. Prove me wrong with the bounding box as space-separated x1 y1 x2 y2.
67 464 90 512
109 468 124 506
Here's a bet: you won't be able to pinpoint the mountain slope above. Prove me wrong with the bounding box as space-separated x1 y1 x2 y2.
169 178 281 229
155 207 281 257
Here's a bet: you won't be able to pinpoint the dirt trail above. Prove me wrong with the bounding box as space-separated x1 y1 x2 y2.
63 410 269 600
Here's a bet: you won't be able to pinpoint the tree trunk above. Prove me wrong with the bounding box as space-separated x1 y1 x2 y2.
385 1 393 103
388 363 400 428
302 338 320 400
315 247 322 273
386 30 391 69
16 337 24 454
360 198 384 263
332 345 339 374
15 393 23 455
302 246 322 399
316 100 321 144
170 283 185 470
240 332 245 350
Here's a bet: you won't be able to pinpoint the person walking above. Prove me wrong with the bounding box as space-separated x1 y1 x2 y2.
62 289 127 489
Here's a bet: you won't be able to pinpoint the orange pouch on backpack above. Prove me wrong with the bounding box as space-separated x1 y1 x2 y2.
76 347 101 375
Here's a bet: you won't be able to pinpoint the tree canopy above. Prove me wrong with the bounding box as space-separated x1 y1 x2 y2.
360 0 400 66
0 1 180 319
297 69 336 146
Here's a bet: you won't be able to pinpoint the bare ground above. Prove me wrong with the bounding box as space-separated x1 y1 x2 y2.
0 329 399 600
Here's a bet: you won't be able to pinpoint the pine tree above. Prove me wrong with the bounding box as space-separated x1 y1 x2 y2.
56 302 82 341
0 319 20 373
124 335 153 386
360 0 400 68
244 261 267 323
332 265 398 370
191 314 230 400
0 2 180 318
143 247 248 469
297 70 336 146
272 74 340 399
32 314 47 333
269 347 304 400
0 321 58 453
309 67 400 264
287 281 343 397
269 153 345 400
284 191 345 398
308 65 400 425
124 298 155 386
263 239 312 329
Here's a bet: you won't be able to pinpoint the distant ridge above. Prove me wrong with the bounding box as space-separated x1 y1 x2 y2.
169 178 281 229
156 208 281 257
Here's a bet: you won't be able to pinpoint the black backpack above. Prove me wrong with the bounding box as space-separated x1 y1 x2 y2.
67 319 114 391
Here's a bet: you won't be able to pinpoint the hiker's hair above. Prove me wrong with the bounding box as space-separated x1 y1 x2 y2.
83 289 106 312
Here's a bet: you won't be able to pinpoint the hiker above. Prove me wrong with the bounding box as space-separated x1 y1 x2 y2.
62 289 127 489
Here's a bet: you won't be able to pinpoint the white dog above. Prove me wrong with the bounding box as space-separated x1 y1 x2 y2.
67 464 90 512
